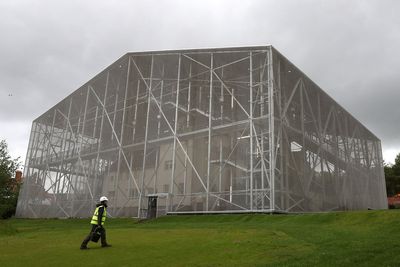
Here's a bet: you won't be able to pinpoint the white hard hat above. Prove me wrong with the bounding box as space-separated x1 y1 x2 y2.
100 196 108 202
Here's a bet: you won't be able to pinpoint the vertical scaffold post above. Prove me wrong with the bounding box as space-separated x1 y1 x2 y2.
93 71 109 208
249 51 254 211
260 54 265 210
138 55 154 218
206 53 214 211
268 47 275 212
114 57 131 216
170 54 182 211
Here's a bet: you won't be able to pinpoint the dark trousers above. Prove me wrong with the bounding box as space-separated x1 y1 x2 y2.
81 224 107 247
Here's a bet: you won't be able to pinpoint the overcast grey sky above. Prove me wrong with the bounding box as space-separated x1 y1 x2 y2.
1 0 399 167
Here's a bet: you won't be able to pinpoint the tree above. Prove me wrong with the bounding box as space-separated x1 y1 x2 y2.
0 139 21 219
392 153 400 176
385 153 400 197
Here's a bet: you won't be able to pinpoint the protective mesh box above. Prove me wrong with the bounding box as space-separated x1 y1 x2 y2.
16 46 387 218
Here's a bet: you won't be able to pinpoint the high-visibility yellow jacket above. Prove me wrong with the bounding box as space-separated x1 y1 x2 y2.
90 205 107 225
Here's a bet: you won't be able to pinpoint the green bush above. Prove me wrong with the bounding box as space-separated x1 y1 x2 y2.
0 203 16 219
0 139 20 219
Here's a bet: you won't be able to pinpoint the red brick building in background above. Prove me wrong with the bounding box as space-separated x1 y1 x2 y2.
12 170 23 192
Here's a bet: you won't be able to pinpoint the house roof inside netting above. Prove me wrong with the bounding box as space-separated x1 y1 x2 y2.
16 46 387 218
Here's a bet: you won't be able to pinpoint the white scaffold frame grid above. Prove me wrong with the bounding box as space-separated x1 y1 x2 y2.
16 46 387 218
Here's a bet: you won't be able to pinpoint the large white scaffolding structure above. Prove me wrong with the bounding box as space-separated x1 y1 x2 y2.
16 46 387 218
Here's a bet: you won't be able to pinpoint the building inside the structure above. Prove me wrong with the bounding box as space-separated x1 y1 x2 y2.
16 46 387 218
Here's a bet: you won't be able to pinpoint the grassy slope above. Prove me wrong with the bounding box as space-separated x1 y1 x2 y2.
1 210 400 267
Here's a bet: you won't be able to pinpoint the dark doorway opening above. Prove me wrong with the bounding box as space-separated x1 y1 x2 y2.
147 196 158 219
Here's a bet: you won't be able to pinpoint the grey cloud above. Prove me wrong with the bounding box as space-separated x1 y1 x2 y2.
0 0 399 162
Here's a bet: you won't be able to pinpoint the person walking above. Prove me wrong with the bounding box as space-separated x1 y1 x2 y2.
80 196 112 249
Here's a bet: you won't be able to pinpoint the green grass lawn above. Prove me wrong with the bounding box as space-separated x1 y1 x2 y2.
1 210 400 267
